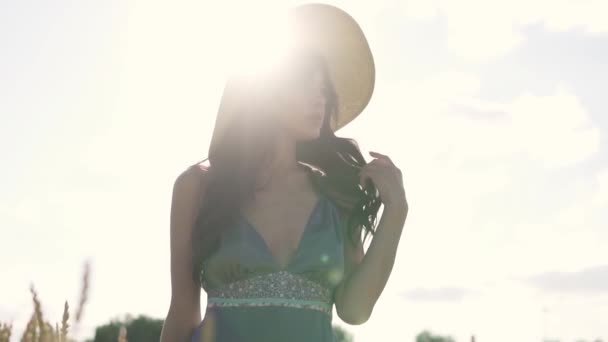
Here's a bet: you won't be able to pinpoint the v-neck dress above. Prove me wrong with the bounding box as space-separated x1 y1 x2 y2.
190 193 346 342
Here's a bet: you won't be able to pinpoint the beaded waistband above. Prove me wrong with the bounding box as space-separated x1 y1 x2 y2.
206 270 333 316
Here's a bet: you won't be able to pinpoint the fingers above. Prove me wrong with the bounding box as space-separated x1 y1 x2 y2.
369 151 394 166
369 151 401 175
359 151 399 188
359 161 380 188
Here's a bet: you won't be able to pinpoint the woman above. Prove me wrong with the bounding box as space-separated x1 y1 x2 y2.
160 3 408 342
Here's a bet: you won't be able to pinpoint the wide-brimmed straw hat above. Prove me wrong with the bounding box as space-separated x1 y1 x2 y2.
207 3 375 162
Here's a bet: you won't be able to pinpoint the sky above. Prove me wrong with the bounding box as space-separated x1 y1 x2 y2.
1 0 607 341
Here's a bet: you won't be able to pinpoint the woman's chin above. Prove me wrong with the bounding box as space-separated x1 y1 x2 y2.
297 129 321 142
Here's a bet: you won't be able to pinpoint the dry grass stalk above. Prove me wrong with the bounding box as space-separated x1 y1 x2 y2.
60 301 69 342
20 313 36 342
31 287 42 341
74 261 90 325
42 323 53 342
3 261 91 342
0 322 12 342
30 285 53 342
54 323 60 342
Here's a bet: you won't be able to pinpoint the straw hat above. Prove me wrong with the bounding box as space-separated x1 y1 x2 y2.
207 3 375 161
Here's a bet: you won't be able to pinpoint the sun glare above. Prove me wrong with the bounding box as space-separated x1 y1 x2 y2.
218 4 292 82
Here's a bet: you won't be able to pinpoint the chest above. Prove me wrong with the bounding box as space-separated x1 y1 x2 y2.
239 192 325 271
201 195 345 291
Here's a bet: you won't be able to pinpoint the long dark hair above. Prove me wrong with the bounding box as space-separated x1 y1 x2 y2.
190 52 381 287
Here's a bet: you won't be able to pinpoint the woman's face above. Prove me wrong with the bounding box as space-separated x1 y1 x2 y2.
274 66 328 141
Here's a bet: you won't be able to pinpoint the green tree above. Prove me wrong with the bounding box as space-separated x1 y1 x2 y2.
416 330 455 342
87 314 163 342
333 324 354 342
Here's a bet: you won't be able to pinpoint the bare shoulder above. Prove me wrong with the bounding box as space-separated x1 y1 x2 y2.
173 163 211 196
170 162 212 235
168 161 212 270
179 162 211 182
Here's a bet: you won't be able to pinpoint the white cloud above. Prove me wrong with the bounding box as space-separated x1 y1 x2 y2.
398 0 608 61
525 0 608 35
443 82 600 167
361 71 599 167
442 0 525 62
457 281 544 342
525 264 608 295
593 168 608 207
343 71 601 295
402 286 477 301
506 83 601 167
338 280 544 342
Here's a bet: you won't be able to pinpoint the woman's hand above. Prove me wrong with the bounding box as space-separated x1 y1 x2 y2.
359 151 408 214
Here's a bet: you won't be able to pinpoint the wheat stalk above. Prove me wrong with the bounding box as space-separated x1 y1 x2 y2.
54 323 60 342
31 284 56 342
20 312 36 342
74 261 90 326
31 286 43 342
2 262 91 342
0 322 12 342
60 301 69 342
42 322 53 342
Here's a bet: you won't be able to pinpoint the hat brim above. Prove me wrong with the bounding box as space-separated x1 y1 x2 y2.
209 3 375 160
288 3 375 132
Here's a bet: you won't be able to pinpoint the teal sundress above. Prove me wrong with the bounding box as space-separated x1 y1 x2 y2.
190 190 346 342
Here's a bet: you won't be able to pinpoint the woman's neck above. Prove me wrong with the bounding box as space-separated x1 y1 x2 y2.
256 134 305 189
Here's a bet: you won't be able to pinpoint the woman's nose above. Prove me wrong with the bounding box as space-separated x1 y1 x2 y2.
311 94 325 108
311 87 326 102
